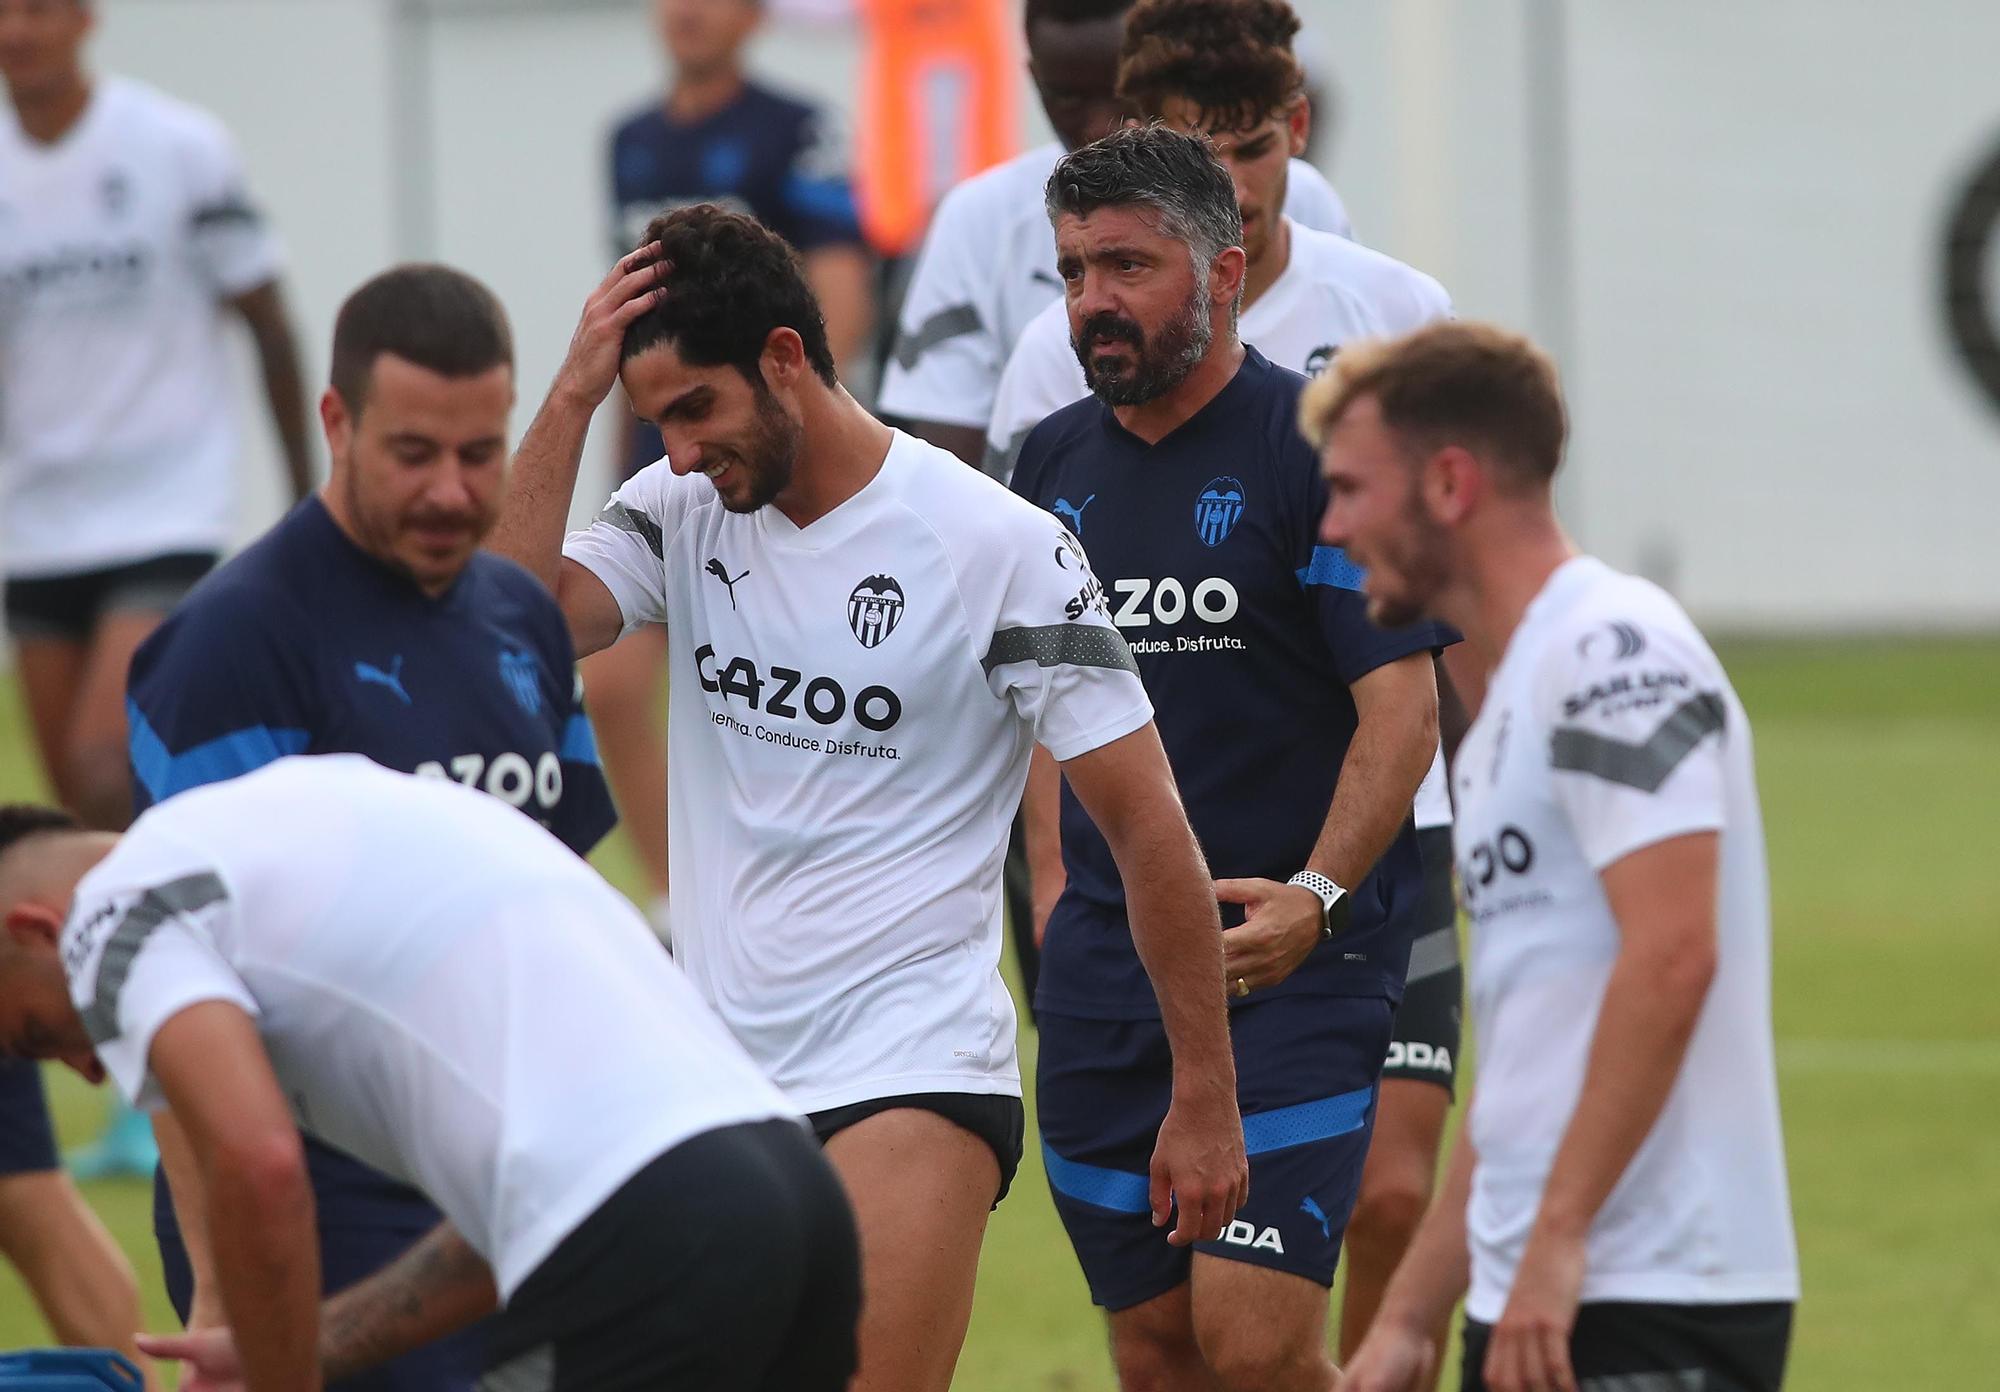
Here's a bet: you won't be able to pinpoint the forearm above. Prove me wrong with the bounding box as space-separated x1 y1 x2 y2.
1532 942 1712 1241
486 386 598 591
1024 747 1065 917
154 1110 223 1320
1116 806 1235 1090
206 1150 321 1391
1307 688 1436 889
235 283 313 499
1375 1122 1477 1334
320 1222 498 1384
806 246 874 370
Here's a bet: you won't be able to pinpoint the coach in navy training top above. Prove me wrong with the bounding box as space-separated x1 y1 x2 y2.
125 266 613 1392
1014 346 1448 1019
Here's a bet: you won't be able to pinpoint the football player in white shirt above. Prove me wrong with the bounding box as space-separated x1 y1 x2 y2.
0 757 860 1392
487 205 1249 1392
1000 5 1471 1375
0 0 312 833
1309 323 1799 1392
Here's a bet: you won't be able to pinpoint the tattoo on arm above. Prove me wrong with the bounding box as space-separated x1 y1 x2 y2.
320 1222 498 1384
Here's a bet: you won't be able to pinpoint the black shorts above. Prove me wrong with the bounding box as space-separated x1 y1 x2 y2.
483 1119 859 1392
1462 1300 1794 1392
1383 824 1462 1096
3 551 216 642
0 1059 58 1178
808 1090 1025 1207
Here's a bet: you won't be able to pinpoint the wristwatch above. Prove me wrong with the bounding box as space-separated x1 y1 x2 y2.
1287 870 1352 941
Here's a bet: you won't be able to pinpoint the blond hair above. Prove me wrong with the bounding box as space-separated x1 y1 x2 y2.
1299 321 1567 483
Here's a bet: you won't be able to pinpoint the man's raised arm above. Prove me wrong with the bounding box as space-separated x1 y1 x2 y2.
1061 724 1248 1247
486 246 666 658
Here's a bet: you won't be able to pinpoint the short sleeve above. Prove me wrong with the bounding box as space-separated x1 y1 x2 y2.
1281 159 1354 241
779 106 864 250
985 306 1087 483
561 461 682 634
178 114 282 297
1543 619 1730 870
980 517 1153 762
877 188 1005 428
63 857 254 1112
127 594 318 815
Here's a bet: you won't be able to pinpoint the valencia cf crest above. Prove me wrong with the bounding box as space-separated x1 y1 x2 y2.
847 575 905 648
1304 344 1339 376
1195 477 1246 547
498 648 543 715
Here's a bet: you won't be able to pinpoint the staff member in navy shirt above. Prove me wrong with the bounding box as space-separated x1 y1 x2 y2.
593 0 872 929
125 264 616 1392
1013 127 1448 1392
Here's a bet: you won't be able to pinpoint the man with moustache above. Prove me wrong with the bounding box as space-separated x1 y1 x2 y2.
1010 126 1448 1392
122 264 616 1392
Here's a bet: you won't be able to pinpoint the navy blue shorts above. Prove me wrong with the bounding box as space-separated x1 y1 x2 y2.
158 1136 489 1391
1037 994 1393 1311
0 1060 58 1177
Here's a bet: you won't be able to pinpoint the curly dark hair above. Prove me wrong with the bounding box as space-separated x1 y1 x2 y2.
0 804 81 866
1117 0 1306 131
621 205 837 389
1046 123 1242 265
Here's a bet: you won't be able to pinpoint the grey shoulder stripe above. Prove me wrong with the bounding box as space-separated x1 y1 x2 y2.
597 500 664 559
78 872 230 1046
892 303 982 371
981 425 1035 483
983 623 1138 677
1550 692 1726 793
1404 926 1460 985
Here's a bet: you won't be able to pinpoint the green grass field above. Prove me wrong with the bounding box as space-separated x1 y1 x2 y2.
3 637 1996 1388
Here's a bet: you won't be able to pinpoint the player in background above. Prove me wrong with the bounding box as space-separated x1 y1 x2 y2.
1313 323 1798 1392
994 6 1469 1378
125 265 616 1392
589 0 874 931
0 0 310 1185
0 1058 149 1384
1013 125 1447 1392
0 757 859 1392
878 0 1352 1014
489 204 1247 1392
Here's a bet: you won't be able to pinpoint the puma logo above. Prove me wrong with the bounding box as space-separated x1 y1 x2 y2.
705 557 749 610
354 655 411 706
1053 495 1097 535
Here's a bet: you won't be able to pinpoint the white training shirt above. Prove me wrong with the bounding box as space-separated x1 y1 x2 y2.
877 139 1352 432
64 756 793 1300
1453 557 1798 1320
562 430 1153 1112
989 219 1460 830
0 76 282 578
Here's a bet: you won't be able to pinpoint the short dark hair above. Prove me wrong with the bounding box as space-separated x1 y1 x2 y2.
1299 321 1569 485
1118 0 1306 131
621 205 837 389
329 265 514 414
1045 123 1243 266
0 805 81 866
1024 0 1132 30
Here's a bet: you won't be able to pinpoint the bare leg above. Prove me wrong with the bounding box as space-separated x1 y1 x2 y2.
1338 1077 1452 1388
821 1108 998 1392
13 635 86 803
579 627 670 901
0 1169 153 1387
65 609 167 830
1190 1254 1338 1392
1104 1282 1218 1392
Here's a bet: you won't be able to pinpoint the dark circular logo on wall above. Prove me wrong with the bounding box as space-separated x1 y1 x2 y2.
1943 129 2000 420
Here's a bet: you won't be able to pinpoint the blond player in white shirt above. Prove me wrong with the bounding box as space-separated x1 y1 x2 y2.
0 757 860 1392
487 204 1249 1392
0 0 311 833
1306 322 1799 1392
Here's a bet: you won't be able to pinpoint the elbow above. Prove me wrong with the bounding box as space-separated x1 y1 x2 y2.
1651 933 1719 1017
212 1130 311 1217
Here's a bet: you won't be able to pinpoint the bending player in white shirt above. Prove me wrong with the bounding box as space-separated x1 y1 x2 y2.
487 205 1249 1392
1307 323 1799 1392
0 756 860 1392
